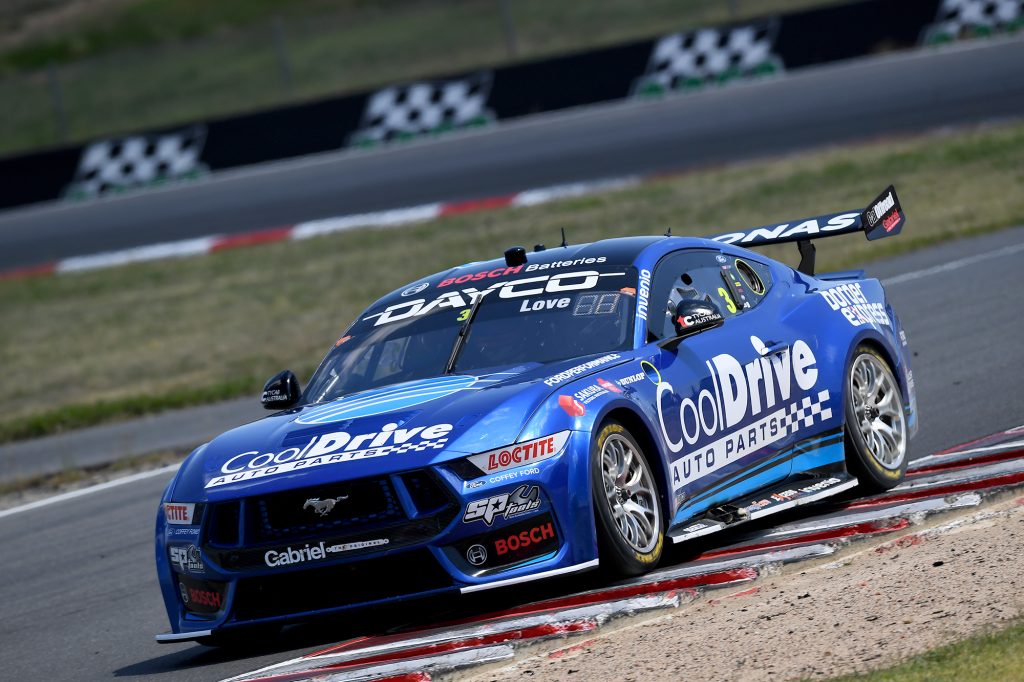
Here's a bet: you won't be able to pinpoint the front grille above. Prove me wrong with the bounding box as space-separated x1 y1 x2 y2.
207 501 240 546
232 549 453 620
248 476 405 544
400 470 450 514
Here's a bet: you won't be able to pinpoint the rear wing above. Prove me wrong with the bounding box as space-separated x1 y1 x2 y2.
707 186 905 275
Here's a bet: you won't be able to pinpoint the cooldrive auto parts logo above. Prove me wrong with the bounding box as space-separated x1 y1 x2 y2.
363 270 625 327
205 423 453 488
658 336 832 491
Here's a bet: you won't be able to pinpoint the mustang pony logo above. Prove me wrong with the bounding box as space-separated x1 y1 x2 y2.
303 496 348 517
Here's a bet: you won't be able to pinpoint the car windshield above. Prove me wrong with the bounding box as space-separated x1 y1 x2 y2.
305 265 638 403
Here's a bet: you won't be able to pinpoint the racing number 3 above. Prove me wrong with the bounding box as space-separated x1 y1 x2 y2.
717 287 737 314
457 308 470 322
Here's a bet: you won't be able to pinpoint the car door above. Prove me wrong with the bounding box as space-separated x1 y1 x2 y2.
645 249 799 521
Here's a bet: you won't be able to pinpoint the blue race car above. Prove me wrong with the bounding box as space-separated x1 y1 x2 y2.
155 186 916 644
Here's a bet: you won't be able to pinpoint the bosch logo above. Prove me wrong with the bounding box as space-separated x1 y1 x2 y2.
466 544 488 566
187 587 222 609
495 521 555 556
438 265 524 288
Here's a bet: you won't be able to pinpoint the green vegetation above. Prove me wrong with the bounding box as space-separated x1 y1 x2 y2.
1 120 1022 442
825 620 1024 681
0 0 841 155
0 447 185 500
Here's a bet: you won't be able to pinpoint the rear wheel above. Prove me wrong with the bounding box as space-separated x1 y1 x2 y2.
591 421 664 576
844 346 908 492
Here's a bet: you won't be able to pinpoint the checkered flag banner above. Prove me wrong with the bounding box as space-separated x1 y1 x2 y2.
384 439 449 456
781 390 833 435
922 0 1023 43
349 72 495 146
64 125 208 200
632 21 783 97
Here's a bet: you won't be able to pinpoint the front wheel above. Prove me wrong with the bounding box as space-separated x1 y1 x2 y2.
591 421 664 576
844 346 908 493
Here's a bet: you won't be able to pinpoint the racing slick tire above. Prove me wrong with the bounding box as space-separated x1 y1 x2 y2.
844 345 908 493
591 421 664 576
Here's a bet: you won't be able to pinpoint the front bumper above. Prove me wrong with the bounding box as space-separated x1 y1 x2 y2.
155 431 598 640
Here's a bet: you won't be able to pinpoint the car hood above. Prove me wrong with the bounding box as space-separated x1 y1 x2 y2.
174 355 627 501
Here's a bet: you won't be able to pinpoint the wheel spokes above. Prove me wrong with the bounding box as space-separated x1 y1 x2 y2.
599 433 662 554
849 354 907 471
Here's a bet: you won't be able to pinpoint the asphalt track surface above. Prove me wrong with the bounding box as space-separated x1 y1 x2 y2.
1 38 1024 270
0 227 1022 681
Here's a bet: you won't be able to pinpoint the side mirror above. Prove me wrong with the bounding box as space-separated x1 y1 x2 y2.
659 300 725 350
261 370 301 410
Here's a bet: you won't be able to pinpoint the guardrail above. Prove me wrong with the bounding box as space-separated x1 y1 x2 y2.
0 0 1017 211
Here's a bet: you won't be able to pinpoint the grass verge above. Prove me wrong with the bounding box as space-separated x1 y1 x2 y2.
0 447 186 507
1 120 1022 444
825 620 1024 681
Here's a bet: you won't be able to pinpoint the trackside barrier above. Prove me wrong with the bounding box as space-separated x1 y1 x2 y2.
0 0 1019 210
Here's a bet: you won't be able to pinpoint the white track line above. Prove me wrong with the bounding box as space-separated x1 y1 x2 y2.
881 241 1024 285
0 463 180 520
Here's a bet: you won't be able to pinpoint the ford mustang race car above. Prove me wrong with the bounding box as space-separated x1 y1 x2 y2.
155 186 916 644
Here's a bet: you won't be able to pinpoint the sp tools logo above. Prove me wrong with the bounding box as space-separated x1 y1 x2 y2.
657 336 831 491
169 545 204 573
463 485 541 526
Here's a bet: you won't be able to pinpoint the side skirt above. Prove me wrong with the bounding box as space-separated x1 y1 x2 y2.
668 472 858 544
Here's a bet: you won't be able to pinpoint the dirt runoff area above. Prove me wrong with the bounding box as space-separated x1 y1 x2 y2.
465 494 1024 682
